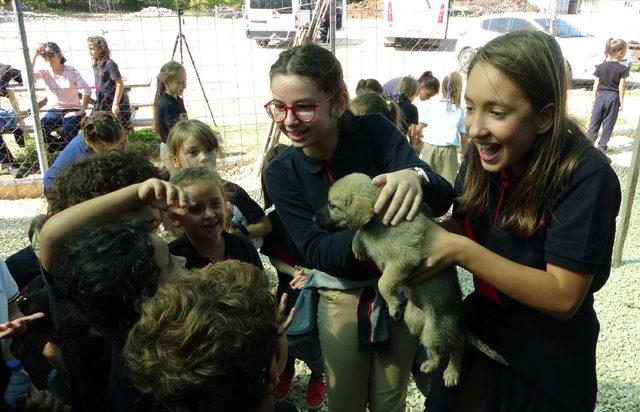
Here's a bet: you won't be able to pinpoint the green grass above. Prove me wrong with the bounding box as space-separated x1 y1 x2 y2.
128 123 272 162
13 139 59 173
128 128 160 161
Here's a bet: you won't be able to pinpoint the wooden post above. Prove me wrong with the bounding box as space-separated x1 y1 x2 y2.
612 115 640 267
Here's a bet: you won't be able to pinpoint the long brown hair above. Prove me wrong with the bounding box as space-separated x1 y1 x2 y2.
458 30 592 237
441 71 462 109
86 35 110 68
152 61 185 136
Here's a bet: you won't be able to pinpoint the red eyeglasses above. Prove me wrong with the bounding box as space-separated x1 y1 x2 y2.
264 95 332 123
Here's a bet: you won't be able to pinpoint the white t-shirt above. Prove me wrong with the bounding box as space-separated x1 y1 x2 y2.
419 100 466 147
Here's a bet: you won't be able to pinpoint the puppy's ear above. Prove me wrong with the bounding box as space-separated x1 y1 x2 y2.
348 196 375 227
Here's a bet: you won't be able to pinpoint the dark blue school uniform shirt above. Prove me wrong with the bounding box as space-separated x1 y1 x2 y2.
452 145 620 410
594 60 629 93
155 93 186 143
264 113 454 281
168 231 263 270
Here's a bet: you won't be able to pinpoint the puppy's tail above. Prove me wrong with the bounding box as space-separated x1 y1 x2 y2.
465 332 509 367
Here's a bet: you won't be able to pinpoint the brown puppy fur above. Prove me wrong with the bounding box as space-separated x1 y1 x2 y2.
315 172 465 386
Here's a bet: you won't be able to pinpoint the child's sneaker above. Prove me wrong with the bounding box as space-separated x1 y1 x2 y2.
273 370 294 402
305 376 326 410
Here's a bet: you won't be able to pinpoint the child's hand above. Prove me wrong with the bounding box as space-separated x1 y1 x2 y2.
138 178 192 215
276 292 295 335
289 265 311 289
0 312 45 339
372 168 423 226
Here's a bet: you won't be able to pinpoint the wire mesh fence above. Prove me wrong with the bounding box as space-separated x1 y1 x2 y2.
0 0 638 200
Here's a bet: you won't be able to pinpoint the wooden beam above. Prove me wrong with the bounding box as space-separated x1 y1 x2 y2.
612 115 640 267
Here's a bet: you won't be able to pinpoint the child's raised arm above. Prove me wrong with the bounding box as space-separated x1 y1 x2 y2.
40 178 191 272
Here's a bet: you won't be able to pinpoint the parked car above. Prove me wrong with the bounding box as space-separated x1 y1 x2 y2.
455 13 603 81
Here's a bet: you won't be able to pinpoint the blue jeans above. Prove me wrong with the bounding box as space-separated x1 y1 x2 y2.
0 107 18 164
41 109 83 153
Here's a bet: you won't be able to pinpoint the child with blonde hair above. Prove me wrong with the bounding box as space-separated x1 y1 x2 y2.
167 119 272 245
393 75 419 137
167 166 263 270
153 61 187 163
417 71 466 185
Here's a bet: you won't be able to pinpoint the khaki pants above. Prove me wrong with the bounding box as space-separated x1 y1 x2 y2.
420 143 459 186
317 288 418 412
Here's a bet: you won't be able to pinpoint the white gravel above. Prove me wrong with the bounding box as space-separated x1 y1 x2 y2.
1 136 639 411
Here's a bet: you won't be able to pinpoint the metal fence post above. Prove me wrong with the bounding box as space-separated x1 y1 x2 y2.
12 0 49 175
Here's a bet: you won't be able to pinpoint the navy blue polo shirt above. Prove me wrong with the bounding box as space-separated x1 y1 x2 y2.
451 145 620 410
156 93 186 143
264 113 454 280
169 231 263 270
455 145 620 315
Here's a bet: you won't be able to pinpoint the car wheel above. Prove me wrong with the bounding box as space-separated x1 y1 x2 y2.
564 60 574 87
256 39 269 47
458 48 476 74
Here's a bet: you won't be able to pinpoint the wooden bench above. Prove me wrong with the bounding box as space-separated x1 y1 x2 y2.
5 80 155 132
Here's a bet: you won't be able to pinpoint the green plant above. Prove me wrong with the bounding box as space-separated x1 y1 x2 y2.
631 64 640 72
13 138 60 173
128 128 160 161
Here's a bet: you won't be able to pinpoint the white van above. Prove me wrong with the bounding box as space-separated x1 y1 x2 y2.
245 0 344 46
383 0 451 47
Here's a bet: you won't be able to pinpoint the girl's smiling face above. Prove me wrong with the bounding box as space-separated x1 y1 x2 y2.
269 74 347 160
178 180 226 242
464 62 547 176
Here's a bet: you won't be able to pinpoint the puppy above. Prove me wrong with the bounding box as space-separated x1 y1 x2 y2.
315 172 504 387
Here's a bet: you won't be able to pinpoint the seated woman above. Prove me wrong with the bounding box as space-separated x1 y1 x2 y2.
31 42 91 154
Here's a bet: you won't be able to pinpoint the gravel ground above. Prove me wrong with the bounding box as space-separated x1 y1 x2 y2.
0 136 639 411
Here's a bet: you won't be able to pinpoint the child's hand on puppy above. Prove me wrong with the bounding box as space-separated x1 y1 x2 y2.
372 168 423 226
407 225 464 287
138 178 192 215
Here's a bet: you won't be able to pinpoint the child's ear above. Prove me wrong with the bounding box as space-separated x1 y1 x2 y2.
536 103 554 135
332 90 350 118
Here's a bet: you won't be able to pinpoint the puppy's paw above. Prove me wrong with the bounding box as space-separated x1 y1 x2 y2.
420 358 440 375
388 304 403 321
443 363 461 387
353 251 367 261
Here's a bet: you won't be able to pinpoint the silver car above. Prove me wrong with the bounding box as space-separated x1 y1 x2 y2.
455 13 603 81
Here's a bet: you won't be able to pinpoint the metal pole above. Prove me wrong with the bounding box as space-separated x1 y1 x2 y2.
12 0 49 174
329 0 336 54
612 115 640 267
